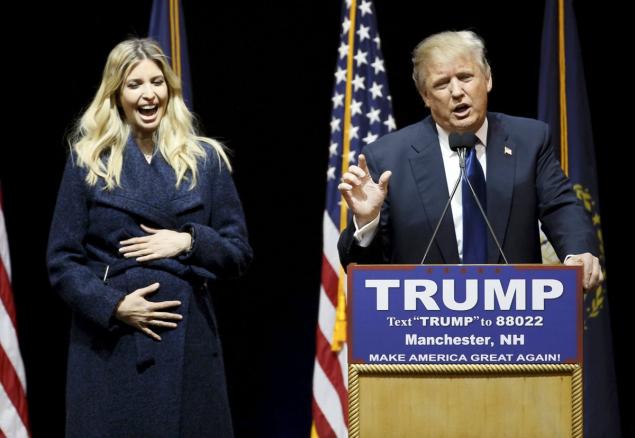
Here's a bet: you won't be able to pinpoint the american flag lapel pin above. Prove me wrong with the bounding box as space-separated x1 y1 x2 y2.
504 146 512 156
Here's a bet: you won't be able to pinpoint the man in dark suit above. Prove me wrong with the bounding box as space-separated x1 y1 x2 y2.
337 30 602 290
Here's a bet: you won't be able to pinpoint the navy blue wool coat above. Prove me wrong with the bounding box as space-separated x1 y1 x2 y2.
47 139 252 437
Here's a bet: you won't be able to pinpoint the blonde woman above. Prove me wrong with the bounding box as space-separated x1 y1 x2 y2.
47 38 251 437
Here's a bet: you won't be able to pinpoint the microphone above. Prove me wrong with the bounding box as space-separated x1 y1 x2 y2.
449 132 478 151
420 132 509 264
449 132 478 169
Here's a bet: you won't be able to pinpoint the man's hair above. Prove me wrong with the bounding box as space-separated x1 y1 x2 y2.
412 30 491 91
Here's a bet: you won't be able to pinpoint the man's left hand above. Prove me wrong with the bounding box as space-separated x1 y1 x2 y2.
564 252 604 290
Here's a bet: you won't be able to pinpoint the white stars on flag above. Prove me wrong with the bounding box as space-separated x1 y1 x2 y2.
383 114 396 131
359 0 373 16
363 132 379 144
348 125 359 140
354 49 368 67
335 67 347 84
369 81 383 99
330 117 341 133
366 108 381 124
357 24 370 41
350 99 362 116
351 74 365 91
371 57 385 74
338 42 349 59
329 143 338 157
342 17 351 35
332 92 344 109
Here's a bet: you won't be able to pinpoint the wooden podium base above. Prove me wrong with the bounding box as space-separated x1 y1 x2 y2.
348 364 582 438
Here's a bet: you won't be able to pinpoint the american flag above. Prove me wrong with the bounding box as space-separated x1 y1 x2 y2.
311 0 394 436
0 184 30 438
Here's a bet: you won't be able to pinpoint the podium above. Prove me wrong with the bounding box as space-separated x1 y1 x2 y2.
347 264 583 438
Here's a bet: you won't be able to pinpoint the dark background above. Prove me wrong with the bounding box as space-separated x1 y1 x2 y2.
1 1 630 436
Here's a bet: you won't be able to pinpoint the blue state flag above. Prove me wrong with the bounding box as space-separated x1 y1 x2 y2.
538 0 621 436
149 0 193 108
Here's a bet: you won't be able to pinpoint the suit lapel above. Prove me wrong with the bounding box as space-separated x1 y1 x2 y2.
156 152 204 216
485 114 515 263
409 119 460 264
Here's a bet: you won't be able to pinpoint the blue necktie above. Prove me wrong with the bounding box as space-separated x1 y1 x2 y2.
462 146 487 264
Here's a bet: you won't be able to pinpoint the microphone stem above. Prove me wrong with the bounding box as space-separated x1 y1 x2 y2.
420 170 462 265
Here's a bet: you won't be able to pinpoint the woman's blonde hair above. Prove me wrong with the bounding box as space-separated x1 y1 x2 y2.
70 38 230 190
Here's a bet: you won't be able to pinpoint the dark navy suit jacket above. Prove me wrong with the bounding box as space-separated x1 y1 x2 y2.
338 112 596 267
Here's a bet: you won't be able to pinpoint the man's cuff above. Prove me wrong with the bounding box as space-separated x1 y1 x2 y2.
353 214 380 247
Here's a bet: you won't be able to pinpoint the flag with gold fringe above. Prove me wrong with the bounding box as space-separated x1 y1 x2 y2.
538 0 621 435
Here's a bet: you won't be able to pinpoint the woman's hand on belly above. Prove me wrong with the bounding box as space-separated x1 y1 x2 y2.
119 224 192 262
114 282 183 341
